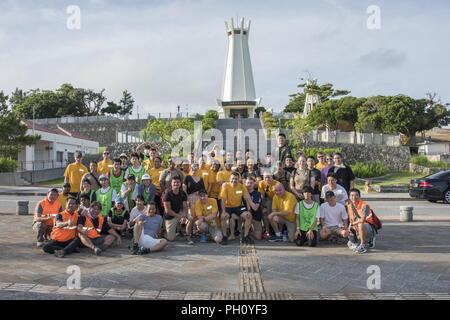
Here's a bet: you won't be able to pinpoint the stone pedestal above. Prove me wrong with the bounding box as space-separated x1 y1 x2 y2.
400 206 413 222
16 201 29 216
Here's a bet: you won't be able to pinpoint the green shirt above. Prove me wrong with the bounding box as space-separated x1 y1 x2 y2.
96 187 114 217
297 201 319 232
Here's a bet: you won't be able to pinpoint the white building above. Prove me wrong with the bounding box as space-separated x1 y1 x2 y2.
18 121 99 171
418 141 450 156
217 18 261 119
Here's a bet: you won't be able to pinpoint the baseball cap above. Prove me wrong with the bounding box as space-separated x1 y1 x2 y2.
99 174 108 181
119 153 128 159
115 197 125 204
325 191 335 198
199 190 208 197
127 174 136 180
141 173 151 181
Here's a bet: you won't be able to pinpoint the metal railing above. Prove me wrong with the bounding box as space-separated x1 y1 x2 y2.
30 112 199 125
16 160 69 172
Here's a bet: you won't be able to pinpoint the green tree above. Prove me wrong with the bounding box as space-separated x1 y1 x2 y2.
144 118 194 150
255 106 267 118
118 90 134 115
202 110 219 131
284 79 350 113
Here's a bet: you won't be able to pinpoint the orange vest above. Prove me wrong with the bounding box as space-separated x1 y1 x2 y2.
83 215 104 239
50 210 78 242
34 198 61 226
346 200 370 223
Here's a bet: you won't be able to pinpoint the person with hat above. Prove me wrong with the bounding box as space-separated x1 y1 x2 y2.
64 151 88 197
138 173 157 204
76 201 122 256
294 186 320 247
319 190 349 242
107 197 130 236
194 190 222 244
95 174 117 217
33 188 62 247
58 183 71 210
97 150 113 175
121 174 139 212
159 157 184 194
80 161 101 191
119 153 129 172
43 197 81 258
321 172 348 206
181 160 191 175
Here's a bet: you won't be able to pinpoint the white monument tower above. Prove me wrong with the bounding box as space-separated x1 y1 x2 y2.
217 18 261 119
302 79 321 118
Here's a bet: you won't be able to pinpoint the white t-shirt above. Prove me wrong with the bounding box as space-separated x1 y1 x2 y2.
319 202 348 228
321 184 348 205
295 201 316 215
129 206 147 228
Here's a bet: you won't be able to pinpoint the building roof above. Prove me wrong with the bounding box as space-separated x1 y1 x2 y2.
23 121 97 142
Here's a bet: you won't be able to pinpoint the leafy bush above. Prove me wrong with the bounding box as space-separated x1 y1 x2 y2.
0 157 18 173
352 162 389 178
410 155 450 169
290 146 342 159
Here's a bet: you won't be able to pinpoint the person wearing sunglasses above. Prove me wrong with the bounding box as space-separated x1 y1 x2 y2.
320 154 334 186
98 150 113 175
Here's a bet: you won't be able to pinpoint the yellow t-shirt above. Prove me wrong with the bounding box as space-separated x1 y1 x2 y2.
194 198 220 225
97 159 113 175
148 167 165 192
209 171 221 199
143 159 155 171
199 166 212 190
258 180 279 200
64 163 88 193
315 162 327 171
216 170 232 185
272 191 297 223
58 193 68 211
219 183 249 208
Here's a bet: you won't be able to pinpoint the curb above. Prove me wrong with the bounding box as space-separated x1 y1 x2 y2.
0 192 46 196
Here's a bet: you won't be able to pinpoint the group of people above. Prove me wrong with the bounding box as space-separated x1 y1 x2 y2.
32 133 378 258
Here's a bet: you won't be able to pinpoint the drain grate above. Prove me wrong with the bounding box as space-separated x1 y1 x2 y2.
239 242 265 293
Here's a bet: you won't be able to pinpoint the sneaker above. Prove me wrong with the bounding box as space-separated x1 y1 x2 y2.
129 243 139 255
36 242 44 248
137 247 151 255
199 234 208 243
54 250 66 258
356 244 367 254
186 236 194 245
268 235 283 242
221 236 228 245
368 237 376 249
282 234 289 242
347 241 357 250
94 246 102 256
245 235 254 245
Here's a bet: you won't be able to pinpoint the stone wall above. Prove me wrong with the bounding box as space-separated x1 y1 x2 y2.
304 141 411 171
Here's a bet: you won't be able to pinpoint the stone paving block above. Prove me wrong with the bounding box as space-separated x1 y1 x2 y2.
104 288 135 298
56 286 82 295
131 290 160 299
158 290 186 300
291 293 322 300
400 293 432 300
0 283 12 290
79 287 109 297
4 283 36 292
426 293 450 300
184 292 212 300
373 293 403 300
320 293 348 300
29 285 60 294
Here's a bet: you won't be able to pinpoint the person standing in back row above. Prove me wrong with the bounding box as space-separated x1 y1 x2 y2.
64 151 88 197
329 152 355 194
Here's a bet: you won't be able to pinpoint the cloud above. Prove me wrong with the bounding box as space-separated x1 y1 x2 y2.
358 49 407 69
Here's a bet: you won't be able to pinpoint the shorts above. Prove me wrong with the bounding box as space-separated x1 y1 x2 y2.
138 231 161 249
328 226 345 237
226 206 247 217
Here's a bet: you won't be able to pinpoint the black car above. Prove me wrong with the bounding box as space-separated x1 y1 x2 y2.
409 170 450 204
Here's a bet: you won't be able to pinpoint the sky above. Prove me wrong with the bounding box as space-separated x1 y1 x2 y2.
0 0 449 115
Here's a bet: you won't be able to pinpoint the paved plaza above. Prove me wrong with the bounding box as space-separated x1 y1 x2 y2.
1 199 450 300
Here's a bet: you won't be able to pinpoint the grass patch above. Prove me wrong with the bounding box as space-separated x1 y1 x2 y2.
359 171 426 187
35 178 65 187
98 146 106 155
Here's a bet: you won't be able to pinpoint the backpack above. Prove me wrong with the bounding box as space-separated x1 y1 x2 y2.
350 203 382 233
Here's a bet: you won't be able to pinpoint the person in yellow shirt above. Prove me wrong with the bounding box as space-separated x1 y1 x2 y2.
58 183 71 210
148 156 165 214
142 147 158 171
97 150 114 175
258 171 279 236
216 162 233 187
194 191 223 244
219 172 254 244
315 152 327 171
208 160 222 200
64 152 88 196
198 156 212 194
268 183 298 243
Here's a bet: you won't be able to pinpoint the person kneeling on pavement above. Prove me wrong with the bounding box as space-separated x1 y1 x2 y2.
194 190 223 244
76 201 122 255
43 197 81 258
129 201 168 255
294 186 319 247
33 188 62 248
319 191 349 242
346 189 375 254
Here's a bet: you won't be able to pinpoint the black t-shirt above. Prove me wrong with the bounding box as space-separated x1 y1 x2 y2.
309 168 322 194
242 170 261 180
163 190 188 219
330 165 356 193
108 208 130 225
77 215 111 235
285 167 296 174
249 190 263 221
184 176 205 195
